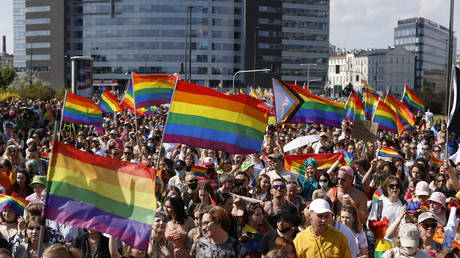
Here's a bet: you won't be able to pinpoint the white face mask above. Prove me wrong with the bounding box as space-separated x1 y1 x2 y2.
319 181 328 188
400 246 418 256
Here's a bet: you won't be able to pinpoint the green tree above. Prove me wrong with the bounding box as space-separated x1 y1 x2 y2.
7 72 55 99
0 67 15 88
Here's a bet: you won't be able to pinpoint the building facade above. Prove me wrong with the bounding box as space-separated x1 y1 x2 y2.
328 47 415 98
394 17 457 91
14 0 330 91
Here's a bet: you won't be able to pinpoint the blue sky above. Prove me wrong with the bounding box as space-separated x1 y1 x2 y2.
0 0 459 54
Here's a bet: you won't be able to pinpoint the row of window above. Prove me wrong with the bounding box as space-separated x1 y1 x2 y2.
25 5 50 13
86 42 240 51
84 17 240 27
85 4 241 15
90 54 241 64
93 66 238 75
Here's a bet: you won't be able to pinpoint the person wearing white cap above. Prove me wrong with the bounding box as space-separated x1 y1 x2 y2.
293 199 351 258
382 223 430 258
417 212 442 257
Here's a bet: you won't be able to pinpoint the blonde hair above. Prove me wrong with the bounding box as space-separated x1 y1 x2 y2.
43 243 80 258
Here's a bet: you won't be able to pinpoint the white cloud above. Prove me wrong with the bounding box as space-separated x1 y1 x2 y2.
330 0 460 52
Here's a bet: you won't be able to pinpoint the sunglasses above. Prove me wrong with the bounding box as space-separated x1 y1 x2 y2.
388 183 399 189
224 162 232 165
422 148 431 151
272 185 286 190
319 180 328 183
421 223 437 229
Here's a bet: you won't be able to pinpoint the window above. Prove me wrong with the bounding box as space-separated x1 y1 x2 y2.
26 30 50 36
25 6 50 12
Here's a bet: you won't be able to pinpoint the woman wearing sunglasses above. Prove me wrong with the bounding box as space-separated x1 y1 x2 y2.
417 212 441 258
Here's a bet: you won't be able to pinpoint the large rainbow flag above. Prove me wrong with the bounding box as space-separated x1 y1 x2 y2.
272 79 345 128
99 89 122 113
44 141 157 250
384 92 415 127
62 92 103 127
163 80 269 154
132 72 179 109
372 100 404 135
402 85 425 112
364 88 380 120
284 152 346 175
344 92 365 122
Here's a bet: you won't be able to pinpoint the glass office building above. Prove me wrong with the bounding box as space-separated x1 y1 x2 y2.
82 0 243 87
394 17 456 90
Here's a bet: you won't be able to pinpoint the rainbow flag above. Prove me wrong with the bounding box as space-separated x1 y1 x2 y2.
121 80 135 111
344 92 365 122
163 80 269 154
284 152 346 175
224 89 233 95
362 80 377 95
272 80 345 128
136 106 156 117
339 149 355 165
249 87 258 99
384 92 415 127
0 193 29 216
372 188 383 203
372 100 404 135
377 147 404 160
132 72 179 109
238 88 244 94
42 108 54 127
402 85 425 112
62 92 103 127
44 141 157 250
431 156 443 167
99 89 122 113
364 88 380 120
191 165 207 177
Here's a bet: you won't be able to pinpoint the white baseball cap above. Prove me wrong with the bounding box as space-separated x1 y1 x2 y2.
308 199 332 214
399 223 420 248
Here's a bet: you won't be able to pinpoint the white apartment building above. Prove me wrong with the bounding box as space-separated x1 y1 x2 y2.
328 47 415 98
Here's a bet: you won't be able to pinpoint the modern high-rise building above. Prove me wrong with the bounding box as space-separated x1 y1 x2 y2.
14 0 330 91
394 17 457 91
244 0 330 92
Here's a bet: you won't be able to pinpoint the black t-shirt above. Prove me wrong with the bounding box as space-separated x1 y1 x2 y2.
258 229 298 255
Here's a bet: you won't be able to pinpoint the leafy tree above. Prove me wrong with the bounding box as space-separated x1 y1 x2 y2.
7 72 55 99
0 67 15 88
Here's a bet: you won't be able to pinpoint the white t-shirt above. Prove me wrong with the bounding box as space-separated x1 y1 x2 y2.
335 221 359 258
368 198 404 226
382 247 430 258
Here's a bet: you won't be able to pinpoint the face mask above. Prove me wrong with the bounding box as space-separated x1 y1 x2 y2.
278 227 291 233
319 181 328 188
400 246 417 256
188 183 198 190
147 143 154 148
176 169 185 178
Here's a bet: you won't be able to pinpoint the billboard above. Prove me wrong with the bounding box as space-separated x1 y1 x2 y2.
71 56 94 98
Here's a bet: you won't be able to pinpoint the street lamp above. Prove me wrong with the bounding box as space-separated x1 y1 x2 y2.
300 63 317 89
232 68 271 93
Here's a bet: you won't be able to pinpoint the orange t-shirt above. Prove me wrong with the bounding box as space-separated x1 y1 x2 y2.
0 172 14 195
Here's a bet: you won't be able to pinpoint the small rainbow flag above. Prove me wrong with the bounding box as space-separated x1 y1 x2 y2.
372 100 404 135
344 92 365 122
99 89 122 113
364 88 380 120
0 193 29 216
372 188 383 203
362 80 377 95
431 156 443 167
62 92 103 127
384 92 415 127
42 108 54 127
402 85 425 112
249 87 258 99
377 147 404 160
132 72 179 108
284 152 346 175
224 89 233 95
121 80 135 111
238 88 244 94
191 165 207 177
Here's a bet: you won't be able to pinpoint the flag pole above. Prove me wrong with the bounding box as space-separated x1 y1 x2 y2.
445 0 455 159
131 73 142 155
58 91 67 142
155 75 180 170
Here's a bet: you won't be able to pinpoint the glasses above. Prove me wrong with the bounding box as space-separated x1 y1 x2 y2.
319 180 328 183
421 223 437 229
201 220 213 227
422 148 431 151
434 149 441 153
272 185 286 190
388 184 399 189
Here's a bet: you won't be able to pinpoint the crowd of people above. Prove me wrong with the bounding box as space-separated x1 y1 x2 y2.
0 97 458 258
